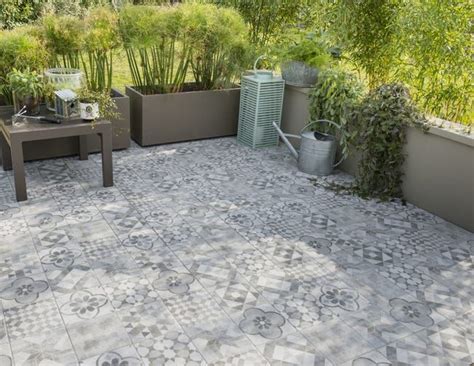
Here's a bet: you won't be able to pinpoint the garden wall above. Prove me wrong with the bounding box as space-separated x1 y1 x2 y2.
281 85 474 232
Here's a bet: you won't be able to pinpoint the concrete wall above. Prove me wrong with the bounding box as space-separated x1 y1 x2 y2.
281 85 474 232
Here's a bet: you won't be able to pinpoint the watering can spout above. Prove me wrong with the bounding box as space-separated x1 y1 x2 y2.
272 121 299 159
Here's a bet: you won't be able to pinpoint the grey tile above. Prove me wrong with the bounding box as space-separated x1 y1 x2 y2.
0 137 471 365
4 298 64 340
67 313 131 360
301 319 374 364
10 325 77 365
79 345 142 365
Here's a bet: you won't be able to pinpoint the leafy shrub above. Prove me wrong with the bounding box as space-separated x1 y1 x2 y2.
0 0 43 29
0 27 49 103
398 0 473 125
182 3 249 90
332 0 401 88
210 0 304 46
309 68 364 159
351 84 426 200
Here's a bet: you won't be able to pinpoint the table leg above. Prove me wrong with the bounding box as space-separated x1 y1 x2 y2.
0 131 12 171
100 132 113 187
11 139 27 201
79 135 88 160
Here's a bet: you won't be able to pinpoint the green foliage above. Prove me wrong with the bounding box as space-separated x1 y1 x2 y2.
350 84 427 200
41 14 85 68
210 0 304 47
0 28 49 103
6 68 44 99
81 7 120 92
77 86 120 121
120 5 191 94
182 3 249 90
0 0 43 29
397 0 473 125
332 0 402 88
309 68 364 159
276 31 331 69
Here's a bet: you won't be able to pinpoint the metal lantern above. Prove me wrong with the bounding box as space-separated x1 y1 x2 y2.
54 89 78 118
237 57 285 148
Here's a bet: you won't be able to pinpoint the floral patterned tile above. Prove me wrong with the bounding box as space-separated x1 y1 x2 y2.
236 304 298 347
56 286 114 326
79 345 142 366
104 276 160 310
134 330 206 366
339 350 391 366
0 272 53 309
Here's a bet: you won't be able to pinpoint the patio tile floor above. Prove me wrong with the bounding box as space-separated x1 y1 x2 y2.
0 137 472 365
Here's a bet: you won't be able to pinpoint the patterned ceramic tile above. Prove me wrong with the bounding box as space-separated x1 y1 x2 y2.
57 287 114 325
80 345 142 366
66 313 131 360
0 137 471 364
10 325 77 365
4 298 64 340
104 276 160 310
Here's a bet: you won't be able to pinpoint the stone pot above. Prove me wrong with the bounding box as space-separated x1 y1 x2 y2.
281 61 319 87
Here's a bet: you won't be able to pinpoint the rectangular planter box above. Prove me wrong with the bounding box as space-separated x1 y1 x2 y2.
281 84 474 232
0 88 130 163
126 84 240 146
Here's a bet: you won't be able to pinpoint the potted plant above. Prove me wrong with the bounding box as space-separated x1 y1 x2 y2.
277 31 331 87
0 27 48 106
122 3 249 146
41 9 130 150
5 68 43 115
77 87 119 123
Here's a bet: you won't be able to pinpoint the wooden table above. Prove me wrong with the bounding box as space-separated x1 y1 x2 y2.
0 108 113 201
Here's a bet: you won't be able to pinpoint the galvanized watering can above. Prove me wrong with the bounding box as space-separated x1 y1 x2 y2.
272 120 344 176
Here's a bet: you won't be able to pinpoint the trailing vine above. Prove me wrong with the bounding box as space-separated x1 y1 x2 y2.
349 84 427 200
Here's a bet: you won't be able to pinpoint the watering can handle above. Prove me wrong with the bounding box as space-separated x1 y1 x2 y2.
301 119 345 167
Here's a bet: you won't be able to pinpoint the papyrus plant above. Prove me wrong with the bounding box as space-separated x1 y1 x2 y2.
120 5 191 95
182 3 249 90
81 7 120 92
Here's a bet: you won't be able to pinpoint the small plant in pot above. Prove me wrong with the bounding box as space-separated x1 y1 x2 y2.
5 68 43 115
277 31 331 87
77 87 119 122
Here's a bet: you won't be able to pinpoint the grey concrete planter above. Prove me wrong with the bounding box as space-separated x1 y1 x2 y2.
0 88 130 163
126 84 240 146
281 61 319 87
281 84 474 232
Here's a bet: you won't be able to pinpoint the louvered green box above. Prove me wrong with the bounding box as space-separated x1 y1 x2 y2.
237 70 285 148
